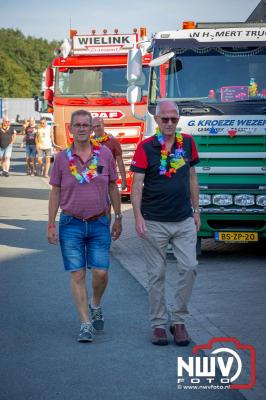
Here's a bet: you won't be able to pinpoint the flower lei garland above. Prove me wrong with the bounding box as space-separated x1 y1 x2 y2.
93 132 111 143
66 139 101 184
156 128 186 177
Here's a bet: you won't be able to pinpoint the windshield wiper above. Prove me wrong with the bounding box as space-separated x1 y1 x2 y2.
232 99 266 103
178 100 224 115
84 91 114 98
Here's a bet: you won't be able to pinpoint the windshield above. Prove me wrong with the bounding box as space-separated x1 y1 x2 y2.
149 47 266 106
55 66 149 98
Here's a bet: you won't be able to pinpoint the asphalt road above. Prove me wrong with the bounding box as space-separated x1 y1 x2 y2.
0 141 265 400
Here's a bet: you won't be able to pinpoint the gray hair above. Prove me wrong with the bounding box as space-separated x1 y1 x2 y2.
70 110 92 126
155 99 179 116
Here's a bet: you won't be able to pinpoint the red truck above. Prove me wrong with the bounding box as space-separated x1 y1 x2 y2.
43 28 151 195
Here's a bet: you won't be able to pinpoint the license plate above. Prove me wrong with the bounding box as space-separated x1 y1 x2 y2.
215 232 258 242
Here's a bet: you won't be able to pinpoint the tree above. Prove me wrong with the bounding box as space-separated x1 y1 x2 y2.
0 29 60 97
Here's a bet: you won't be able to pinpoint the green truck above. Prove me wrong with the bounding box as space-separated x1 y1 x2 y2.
127 21 266 253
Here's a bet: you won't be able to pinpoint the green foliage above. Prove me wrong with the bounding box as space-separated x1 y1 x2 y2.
0 29 60 97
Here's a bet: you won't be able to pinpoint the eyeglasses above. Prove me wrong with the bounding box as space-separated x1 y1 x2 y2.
72 124 92 129
159 117 179 124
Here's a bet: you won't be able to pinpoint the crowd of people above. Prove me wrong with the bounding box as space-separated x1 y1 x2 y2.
20 116 58 177
0 116 57 177
0 115 126 181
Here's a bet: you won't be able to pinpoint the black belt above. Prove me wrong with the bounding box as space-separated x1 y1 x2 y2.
62 210 107 221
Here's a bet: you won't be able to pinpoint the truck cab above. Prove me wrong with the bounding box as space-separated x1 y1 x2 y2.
127 22 266 251
42 28 151 195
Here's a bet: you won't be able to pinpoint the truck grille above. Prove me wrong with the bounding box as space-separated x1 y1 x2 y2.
207 219 265 230
120 143 137 173
195 135 266 186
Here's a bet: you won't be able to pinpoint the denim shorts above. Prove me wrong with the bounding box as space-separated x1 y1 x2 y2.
26 144 36 158
0 145 13 159
59 212 111 271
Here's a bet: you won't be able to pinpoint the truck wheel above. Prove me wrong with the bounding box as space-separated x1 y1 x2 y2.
196 237 202 256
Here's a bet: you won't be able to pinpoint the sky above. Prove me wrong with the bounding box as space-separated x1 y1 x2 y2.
0 0 261 42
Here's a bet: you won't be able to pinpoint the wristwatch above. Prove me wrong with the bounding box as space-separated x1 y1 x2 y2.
115 213 123 220
192 208 200 213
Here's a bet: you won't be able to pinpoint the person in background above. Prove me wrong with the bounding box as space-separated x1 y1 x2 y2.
21 116 37 176
36 118 59 178
22 118 29 131
47 110 122 343
130 100 200 346
0 118 16 177
92 117 127 190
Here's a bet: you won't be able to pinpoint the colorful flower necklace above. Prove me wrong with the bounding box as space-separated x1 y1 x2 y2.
156 128 186 177
93 132 111 143
66 140 101 184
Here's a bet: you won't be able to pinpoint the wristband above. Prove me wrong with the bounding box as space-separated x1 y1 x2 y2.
48 224 56 229
115 213 123 220
192 208 200 214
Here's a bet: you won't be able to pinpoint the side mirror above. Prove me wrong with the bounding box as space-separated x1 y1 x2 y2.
44 88 54 102
127 85 142 104
45 67 54 88
149 51 175 67
127 48 142 83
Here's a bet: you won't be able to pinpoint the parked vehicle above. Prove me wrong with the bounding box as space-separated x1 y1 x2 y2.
127 21 266 252
40 28 151 195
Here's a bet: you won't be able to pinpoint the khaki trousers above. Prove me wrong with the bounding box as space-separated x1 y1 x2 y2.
142 217 198 329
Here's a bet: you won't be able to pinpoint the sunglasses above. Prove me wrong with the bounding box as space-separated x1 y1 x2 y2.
159 117 179 124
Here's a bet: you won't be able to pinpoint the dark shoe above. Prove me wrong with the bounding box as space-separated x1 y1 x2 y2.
77 322 95 342
2 171 9 177
170 324 190 346
151 327 168 346
89 304 104 332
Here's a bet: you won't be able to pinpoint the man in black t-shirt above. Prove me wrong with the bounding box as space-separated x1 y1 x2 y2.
0 119 16 177
130 100 200 347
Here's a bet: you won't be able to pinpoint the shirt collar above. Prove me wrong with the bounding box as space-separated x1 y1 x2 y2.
70 144 93 164
152 134 161 147
152 133 180 151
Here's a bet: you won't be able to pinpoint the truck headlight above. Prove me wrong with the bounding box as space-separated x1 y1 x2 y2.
199 194 211 206
234 194 255 206
256 195 266 206
212 194 233 206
